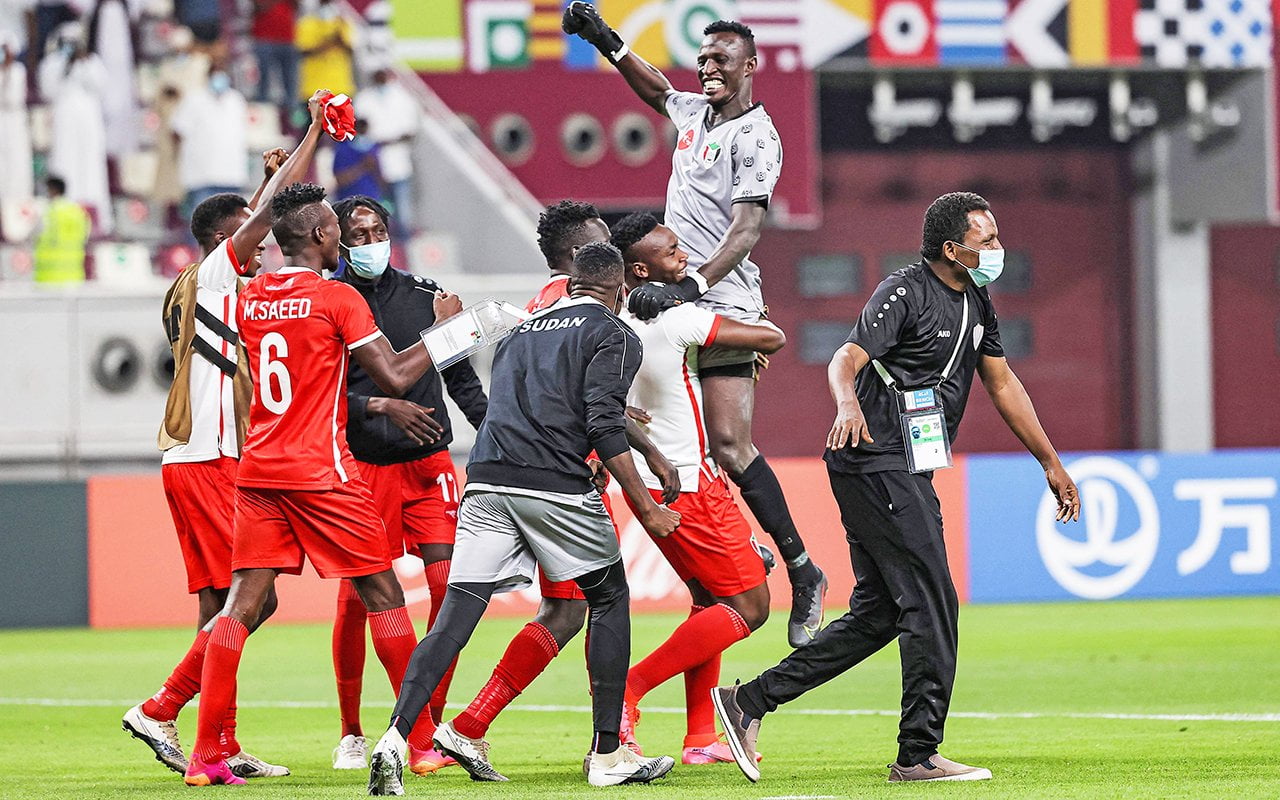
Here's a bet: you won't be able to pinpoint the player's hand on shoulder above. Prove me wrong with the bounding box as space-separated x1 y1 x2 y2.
432 290 463 322
370 397 444 446
640 502 681 538
627 278 701 321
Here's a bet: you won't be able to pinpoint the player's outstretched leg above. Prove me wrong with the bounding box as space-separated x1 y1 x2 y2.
369 581 493 795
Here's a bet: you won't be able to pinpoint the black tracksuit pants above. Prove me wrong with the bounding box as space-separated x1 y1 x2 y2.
737 466 959 766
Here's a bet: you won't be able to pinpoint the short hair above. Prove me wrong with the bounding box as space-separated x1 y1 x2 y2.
332 195 391 239
190 192 249 248
270 183 328 251
704 20 756 56
536 199 601 267
572 241 623 285
920 192 991 262
46 176 67 195
609 212 660 260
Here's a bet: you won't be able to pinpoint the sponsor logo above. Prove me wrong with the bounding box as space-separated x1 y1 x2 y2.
677 129 695 150
936 329 952 338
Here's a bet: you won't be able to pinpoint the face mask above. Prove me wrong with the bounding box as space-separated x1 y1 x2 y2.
952 243 1004 288
342 239 391 279
209 71 231 94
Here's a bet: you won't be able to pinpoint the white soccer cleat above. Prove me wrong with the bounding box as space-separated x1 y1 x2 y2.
227 749 291 778
432 720 508 782
586 746 675 787
121 703 187 774
334 734 369 769
367 728 407 796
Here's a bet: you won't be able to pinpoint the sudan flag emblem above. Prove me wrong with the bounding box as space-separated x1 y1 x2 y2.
699 141 722 166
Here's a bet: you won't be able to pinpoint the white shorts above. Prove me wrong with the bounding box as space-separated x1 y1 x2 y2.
449 487 621 592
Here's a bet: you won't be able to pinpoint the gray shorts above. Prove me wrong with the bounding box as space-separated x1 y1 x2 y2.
448 487 621 592
695 300 761 369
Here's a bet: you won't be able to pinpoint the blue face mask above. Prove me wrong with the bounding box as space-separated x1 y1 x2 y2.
953 243 1005 287
209 71 231 94
343 239 391 279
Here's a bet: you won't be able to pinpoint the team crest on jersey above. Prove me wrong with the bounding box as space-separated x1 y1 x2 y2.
699 142 722 166
677 129 695 150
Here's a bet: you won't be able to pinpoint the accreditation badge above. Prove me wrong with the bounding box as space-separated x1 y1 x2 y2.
896 387 953 473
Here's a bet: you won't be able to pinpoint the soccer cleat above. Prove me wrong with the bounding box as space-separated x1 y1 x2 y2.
367 728 407 796
710 684 762 782
432 720 508 782
585 746 675 786
184 754 247 786
682 736 763 765
752 537 777 575
121 703 188 774
787 567 829 648
226 750 290 778
620 697 643 754
333 734 369 770
408 744 457 776
888 754 993 782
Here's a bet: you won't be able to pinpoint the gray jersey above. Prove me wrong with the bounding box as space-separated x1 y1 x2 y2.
663 90 782 316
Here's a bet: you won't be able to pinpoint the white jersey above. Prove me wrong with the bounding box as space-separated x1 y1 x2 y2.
161 240 242 464
621 304 723 492
663 90 782 316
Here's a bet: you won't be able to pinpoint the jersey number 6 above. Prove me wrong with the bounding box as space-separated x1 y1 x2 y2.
260 331 293 414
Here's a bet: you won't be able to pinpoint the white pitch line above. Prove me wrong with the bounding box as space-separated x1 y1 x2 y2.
1 698 1278 722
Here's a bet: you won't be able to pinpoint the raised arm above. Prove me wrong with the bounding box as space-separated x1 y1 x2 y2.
349 292 463 397
229 91 326 265
976 355 1080 522
561 1 673 115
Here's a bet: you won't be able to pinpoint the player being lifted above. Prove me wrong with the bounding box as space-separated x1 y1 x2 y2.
563 6 828 646
180 182 462 786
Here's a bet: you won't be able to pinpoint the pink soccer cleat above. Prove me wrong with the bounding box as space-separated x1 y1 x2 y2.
408 744 457 776
183 754 247 786
683 738 763 765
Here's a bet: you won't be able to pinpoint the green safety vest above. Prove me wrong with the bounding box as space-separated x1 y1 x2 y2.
34 198 90 284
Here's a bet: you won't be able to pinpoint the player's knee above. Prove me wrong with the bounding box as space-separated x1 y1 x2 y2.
352 571 406 612
575 562 629 610
709 436 756 477
251 587 279 631
723 590 769 631
535 598 587 646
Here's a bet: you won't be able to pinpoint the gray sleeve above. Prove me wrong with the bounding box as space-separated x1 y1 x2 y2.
731 120 782 206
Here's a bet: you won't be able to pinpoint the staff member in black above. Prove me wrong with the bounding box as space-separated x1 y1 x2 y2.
714 192 1081 783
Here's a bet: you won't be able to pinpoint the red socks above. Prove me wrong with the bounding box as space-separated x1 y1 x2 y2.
452 622 560 740
627 603 750 703
219 701 240 757
332 579 368 737
424 560 455 724
192 617 248 762
681 606 720 746
142 628 209 721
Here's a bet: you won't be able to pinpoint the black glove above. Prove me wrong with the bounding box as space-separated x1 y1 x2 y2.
627 276 704 320
561 1 628 63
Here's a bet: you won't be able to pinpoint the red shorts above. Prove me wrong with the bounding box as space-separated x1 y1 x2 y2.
629 472 766 598
162 456 237 593
537 492 620 601
231 478 393 579
361 451 460 559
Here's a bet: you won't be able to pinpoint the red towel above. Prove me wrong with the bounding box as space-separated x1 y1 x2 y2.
317 90 356 142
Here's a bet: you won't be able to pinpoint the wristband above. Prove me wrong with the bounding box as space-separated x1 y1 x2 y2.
609 42 629 62
687 270 710 296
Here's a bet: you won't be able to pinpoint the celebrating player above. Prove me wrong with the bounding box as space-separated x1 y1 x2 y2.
329 196 489 774
562 6 828 646
179 182 463 786
367 243 680 794
611 212 782 762
122 92 330 780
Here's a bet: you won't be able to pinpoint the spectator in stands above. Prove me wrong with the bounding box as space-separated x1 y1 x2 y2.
332 118 383 201
356 68 418 236
296 0 352 100
32 0 75 67
251 0 298 107
354 0 393 83
0 35 33 204
152 83 184 230
174 0 220 46
39 26 112 233
170 62 249 220
0 2 34 66
34 175 90 284
88 0 138 175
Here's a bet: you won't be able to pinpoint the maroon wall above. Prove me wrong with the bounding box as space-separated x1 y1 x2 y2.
1209 226 1280 447
751 148 1136 458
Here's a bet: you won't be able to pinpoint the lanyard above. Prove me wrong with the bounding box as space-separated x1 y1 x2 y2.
871 293 969 392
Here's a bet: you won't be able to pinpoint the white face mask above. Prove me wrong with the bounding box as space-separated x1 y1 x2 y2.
952 243 1005 287
342 239 391 279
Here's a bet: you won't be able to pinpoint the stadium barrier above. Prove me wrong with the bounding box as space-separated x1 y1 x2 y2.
2 450 1275 628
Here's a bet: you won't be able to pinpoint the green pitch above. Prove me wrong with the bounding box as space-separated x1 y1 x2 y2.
1 596 1278 799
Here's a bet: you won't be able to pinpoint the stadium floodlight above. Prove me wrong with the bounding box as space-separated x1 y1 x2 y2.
1028 75 1097 143
948 76 1021 143
1109 74 1158 142
867 76 943 144
1186 71 1241 143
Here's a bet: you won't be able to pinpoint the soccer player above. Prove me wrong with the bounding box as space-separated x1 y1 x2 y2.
367 243 680 794
610 212 782 762
122 92 329 780
713 193 1081 784
329 195 489 773
179 182 464 787
562 6 828 646
526 199 610 313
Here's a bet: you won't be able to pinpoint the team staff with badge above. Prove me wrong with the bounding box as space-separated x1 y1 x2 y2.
713 192 1082 784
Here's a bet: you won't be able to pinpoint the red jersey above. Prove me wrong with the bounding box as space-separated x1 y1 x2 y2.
525 274 570 314
235 267 383 490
